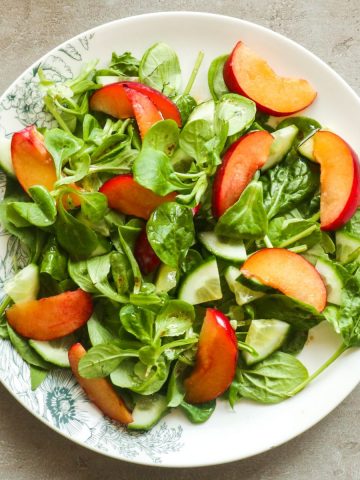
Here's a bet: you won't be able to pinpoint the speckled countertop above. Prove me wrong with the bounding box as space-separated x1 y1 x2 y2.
1 1 360 479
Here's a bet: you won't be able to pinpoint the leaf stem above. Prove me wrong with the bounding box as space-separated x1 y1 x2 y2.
309 211 321 223
263 235 273 248
43 96 73 134
288 244 308 254
278 224 318 249
160 337 198 353
0 295 11 316
183 51 205 95
288 343 348 396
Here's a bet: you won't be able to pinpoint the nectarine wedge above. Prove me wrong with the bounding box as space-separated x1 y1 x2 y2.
89 82 181 126
224 41 317 116
212 130 273 217
11 125 57 193
89 83 133 119
122 81 182 126
100 174 176 220
11 125 81 207
310 131 360 230
69 343 133 424
6 289 93 340
184 308 238 404
123 87 163 138
241 249 327 312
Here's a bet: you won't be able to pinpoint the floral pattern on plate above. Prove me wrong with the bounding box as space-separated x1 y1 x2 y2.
0 30 184 464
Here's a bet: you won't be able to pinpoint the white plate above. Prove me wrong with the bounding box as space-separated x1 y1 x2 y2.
0 11 359 468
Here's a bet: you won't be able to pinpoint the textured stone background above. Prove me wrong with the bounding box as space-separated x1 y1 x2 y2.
1 1 360 479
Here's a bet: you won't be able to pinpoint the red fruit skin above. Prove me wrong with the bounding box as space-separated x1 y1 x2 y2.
323 153 360 230
6 289 93 340
241 248 327 312
123 87 163 138
89 83 133 118
223 41 317 116
134 228 160 275
192 204 201 216
212 130 273 218
311 131 360 231
99 174 176 220
184 308 238 404
121 81 182 127
68 343 133 424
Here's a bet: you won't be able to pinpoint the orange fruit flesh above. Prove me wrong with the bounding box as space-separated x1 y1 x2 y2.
69 343 133 424
313 130 354 228
241 248 327 312
233 43 316 114
216 130 273 216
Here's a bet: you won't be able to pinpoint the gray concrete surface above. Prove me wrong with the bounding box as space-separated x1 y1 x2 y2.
1 1 360 478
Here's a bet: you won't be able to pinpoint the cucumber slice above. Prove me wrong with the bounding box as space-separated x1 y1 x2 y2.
155 264 178 293
238 272 275 293
215 94 256 136
187 99 215 124
315 258 344 305
198 231 247 262
29 334 76 367
128 394 168 431
243 319 290 365
262 125 299 171
4 264 39 303
298 131 316 161
0 135 15 176
225 266 264 305
178 258 222 305
336 230 360 263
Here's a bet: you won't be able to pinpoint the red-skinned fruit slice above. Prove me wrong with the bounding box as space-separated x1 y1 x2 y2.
123 86 163 138
223 41 317 116
69 343 133 424
212 130 273 217
89 82 181 126
134 228 160 275
11 125 81 207
11 125 57 192
89 83 133 119
99 174 176 220
184 308 238 404
240 248 327 312
313 131 360 230
6 289 93 340
121 81 182 126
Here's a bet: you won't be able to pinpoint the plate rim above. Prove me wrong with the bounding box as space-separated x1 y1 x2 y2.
1 10 360 468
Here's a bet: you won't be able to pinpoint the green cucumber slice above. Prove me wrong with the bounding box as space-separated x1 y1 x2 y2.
187 99 215 124
178 258 222 305
198 231 246 262
225 266 264 306
4 264 39 303
238 272 275 293
315 257 344 305
336 230 360 263
128 394 168 431
262 125 299 171
29 334 76 367
243 319 290 365
298 131 316 161
0 135 15 176
155 264 178 293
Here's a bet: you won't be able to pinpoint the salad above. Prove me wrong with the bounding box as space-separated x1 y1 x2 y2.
0 39 360 431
